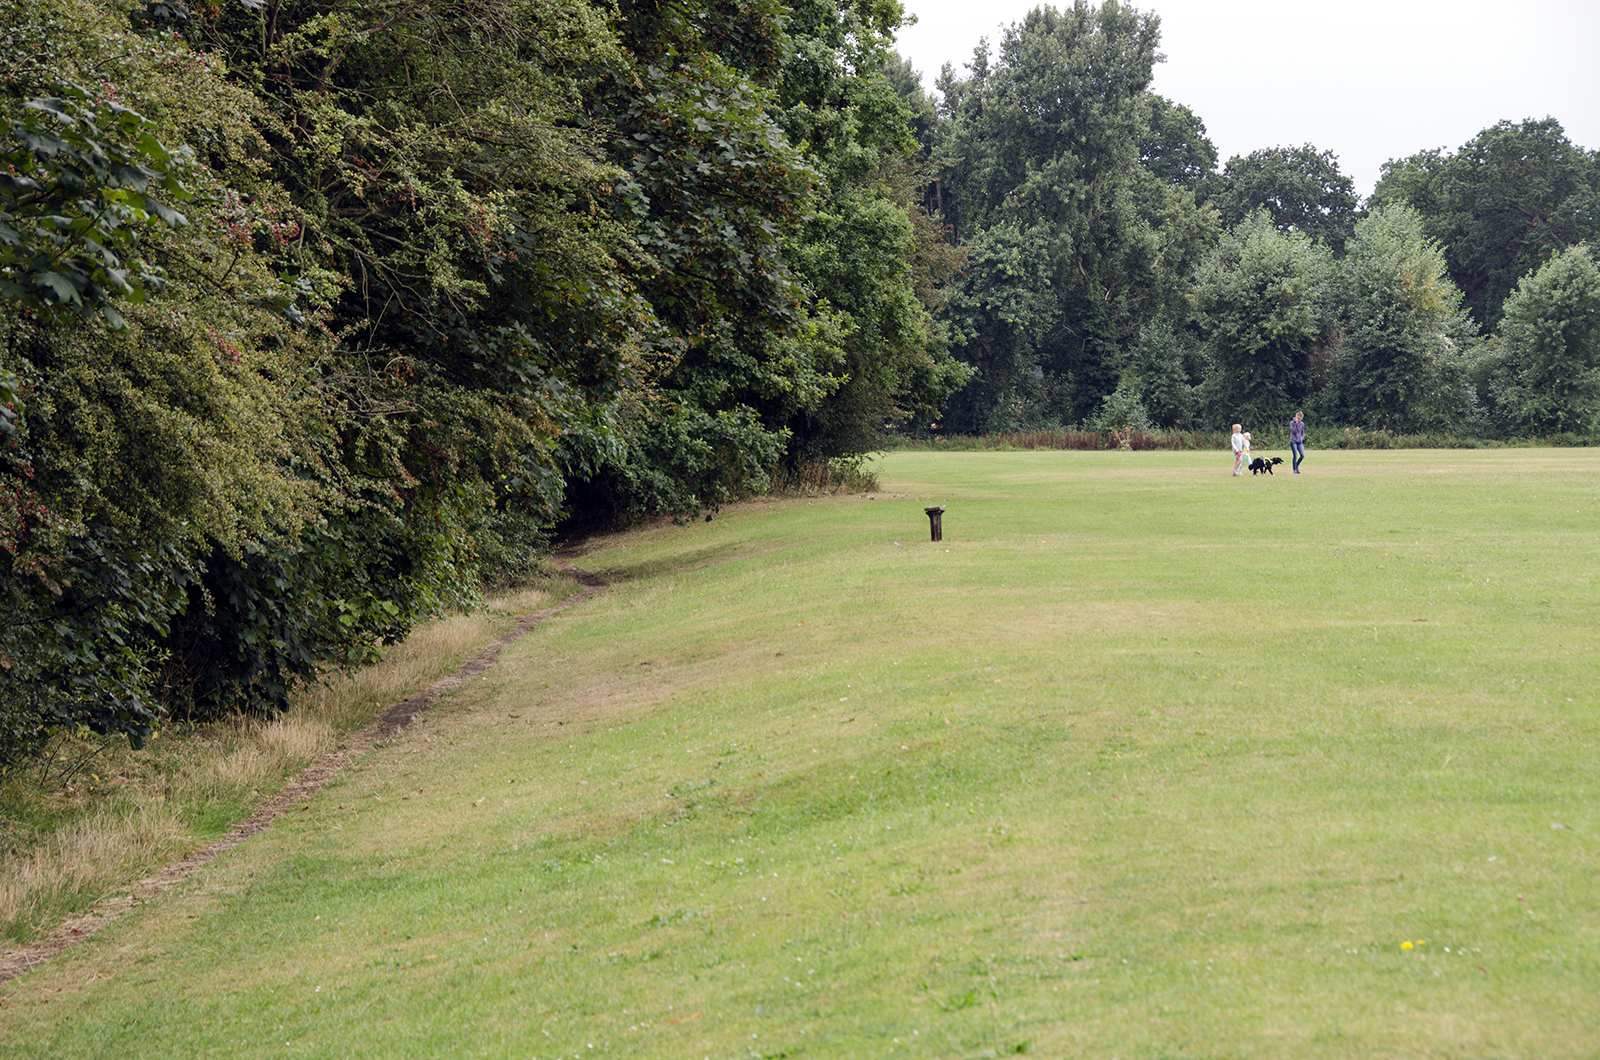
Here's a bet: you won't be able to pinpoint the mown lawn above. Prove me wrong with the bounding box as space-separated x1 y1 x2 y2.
3 449 1598 1058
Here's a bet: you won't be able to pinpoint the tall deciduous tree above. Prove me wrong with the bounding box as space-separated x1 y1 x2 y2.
1205 144 1360 256
1112 312 1201 429
933 1 1216 429
773 0 970 454
1372 118 1600 331
566 0 968 522
1481 245 1600 436
1327 204 1476 432
193 0 642 514
1192 209 1332 429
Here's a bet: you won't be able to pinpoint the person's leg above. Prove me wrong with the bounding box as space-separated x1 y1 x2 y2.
1291 441 1304 472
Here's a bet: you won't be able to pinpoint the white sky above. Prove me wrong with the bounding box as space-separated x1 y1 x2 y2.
895 0 1600 198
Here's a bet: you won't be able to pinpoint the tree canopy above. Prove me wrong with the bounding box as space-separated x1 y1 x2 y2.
929 1 1216 430
1192 209 1333 429
1372 118 1600 331
1326 204 1475 432
1205 144 1360 256
1480 245 1600 435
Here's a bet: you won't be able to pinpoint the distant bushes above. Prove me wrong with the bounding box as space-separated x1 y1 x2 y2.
892 427 1600 452
896 428 1226 451
1286 427 1599 450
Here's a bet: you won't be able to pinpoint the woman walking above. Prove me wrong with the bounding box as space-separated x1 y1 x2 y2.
1289 411 1306 473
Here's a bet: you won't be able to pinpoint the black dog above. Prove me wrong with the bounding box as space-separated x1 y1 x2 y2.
1248 456 1284 475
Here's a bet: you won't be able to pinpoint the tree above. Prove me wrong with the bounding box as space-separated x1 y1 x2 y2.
1206 144 1360 255
600 0 807 345
2 0 660 752
564 0 968 523
1193 209 1333 429
156 0 673 708
1138 94 1216 193
936 219 1066 430
0 0 333 750
1327 204 1476 432
196 0 641 506
1481 244 1600 436
1372 119 1600 331
932 1 1217 429
1118 313 1200 428
771 0 971 454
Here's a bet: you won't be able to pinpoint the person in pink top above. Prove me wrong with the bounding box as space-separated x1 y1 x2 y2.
1289 411 1306 473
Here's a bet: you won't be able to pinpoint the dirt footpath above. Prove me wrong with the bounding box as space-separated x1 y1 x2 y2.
0 562 604 985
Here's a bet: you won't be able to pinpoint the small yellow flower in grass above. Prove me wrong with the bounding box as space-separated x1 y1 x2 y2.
1401 941 1413 950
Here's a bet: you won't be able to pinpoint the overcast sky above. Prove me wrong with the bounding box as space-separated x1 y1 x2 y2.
894 0 1600 198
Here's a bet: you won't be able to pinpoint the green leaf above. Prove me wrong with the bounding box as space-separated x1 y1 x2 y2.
144 197 187 227
35 270 82 302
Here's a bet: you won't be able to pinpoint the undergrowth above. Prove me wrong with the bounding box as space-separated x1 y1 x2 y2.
766 457 881 495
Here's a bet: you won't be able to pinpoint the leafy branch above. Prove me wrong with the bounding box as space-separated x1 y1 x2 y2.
0 82 193 329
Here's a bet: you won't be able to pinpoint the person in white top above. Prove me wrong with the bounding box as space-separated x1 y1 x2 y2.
1231 424 1245 476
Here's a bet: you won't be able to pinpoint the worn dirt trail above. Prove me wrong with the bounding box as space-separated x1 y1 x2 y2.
0 561 604 985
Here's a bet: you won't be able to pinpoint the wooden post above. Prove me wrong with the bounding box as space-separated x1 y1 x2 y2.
924 505 945 542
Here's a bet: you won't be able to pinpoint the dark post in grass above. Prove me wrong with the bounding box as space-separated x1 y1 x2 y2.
925 505 945 542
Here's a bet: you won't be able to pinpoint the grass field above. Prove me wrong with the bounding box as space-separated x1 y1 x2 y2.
3 449 1598 1058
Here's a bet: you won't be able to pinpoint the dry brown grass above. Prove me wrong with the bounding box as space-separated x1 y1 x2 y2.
477 585 558 617
209 714 337 791
0 803 189 933
272 585 558 735
0 584 560 943
767 458 880 494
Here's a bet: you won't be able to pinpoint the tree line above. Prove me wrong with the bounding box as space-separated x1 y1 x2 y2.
2 0 1597 763
0 0 965 758
903 2 1600 439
